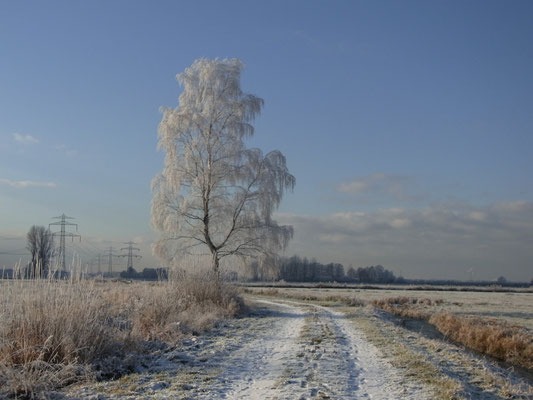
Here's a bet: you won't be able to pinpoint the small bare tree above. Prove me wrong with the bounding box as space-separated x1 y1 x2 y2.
26 225 55 278
151 58 295 276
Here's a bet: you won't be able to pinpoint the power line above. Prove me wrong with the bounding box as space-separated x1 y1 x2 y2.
0 236 23 240
49 214 81 271
0 251 29 256
86 253 105 274
120 241 142 271
83 237 106 253
71 241 96 260
95 253 102 274
104 246 120 275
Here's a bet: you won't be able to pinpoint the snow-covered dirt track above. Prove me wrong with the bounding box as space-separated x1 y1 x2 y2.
66 299 431 399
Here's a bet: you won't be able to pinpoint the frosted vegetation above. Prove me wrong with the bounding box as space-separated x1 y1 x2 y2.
0 267 241 398
151 58 295 274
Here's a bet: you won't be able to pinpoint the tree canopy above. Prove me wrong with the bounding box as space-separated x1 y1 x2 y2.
151 58 295 275
26 225 54 278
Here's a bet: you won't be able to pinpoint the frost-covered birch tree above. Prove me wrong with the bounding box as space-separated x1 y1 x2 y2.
151 58 295 276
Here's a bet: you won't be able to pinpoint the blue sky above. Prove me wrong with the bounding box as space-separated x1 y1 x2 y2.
1 1 532 280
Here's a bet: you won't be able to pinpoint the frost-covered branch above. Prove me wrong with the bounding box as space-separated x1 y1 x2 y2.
151 58 294 275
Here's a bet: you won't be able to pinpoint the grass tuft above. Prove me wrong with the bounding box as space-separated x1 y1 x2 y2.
0 271 243 398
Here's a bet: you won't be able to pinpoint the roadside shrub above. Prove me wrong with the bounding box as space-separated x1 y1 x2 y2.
132 271 243 339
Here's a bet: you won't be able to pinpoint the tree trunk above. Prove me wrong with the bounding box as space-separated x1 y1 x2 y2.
211 251 220 280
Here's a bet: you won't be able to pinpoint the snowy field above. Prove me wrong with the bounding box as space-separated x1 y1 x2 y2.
63 290 533 400
244 285 533 331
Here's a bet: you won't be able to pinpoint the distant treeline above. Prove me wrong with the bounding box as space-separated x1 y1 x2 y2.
119 267 168 280
390 278 530 288
247 255 532 286
1 268 69 279
248 255 399 283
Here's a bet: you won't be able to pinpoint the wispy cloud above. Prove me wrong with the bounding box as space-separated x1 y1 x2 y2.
337 173 414 200
281 200 533 247
12 133 39 144
54 144 78 157
0 178 56 188
132 236 145 244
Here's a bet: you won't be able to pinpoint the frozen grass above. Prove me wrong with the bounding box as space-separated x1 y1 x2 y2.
371 297 533 371
245 285 533 330
0 270 243 398
429 313 533 370
244 287 365 307
0 277 125 397
133 271 243 340
371 296 440 319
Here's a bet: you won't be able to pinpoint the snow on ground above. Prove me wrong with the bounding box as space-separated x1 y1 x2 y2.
317 304 429 399
64 298 432 399
194 299 307 399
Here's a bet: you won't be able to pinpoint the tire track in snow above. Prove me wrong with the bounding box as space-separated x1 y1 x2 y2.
264 299 430 399
200 299 308 399
316 304 429 399
207 299 430 399
283 305 361 398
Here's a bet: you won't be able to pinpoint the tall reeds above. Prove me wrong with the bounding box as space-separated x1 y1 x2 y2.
0 262 242 397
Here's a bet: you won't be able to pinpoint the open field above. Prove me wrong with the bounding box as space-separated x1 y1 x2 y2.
243 285 533 331
1 280 532 399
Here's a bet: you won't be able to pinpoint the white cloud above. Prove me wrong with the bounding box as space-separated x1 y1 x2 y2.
132 236 145 244
337 181 368 194
276 200 533 280
318 233 346 243
389 218 411 228
337 173 414 200
13 133 39 144
468 211 486 221
0 178 56 188
494 200 529 212
55 144 78 157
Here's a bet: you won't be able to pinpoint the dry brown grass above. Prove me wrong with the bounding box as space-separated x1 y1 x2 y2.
429 313 533 370
133 272 242 339
246 287 366 307
371 297 442 319
372 296 533 371
0 278 124 397
0 271 243 398
1 281 122 365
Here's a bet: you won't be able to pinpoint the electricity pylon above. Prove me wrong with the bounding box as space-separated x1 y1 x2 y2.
97 253 102 274
120 241 141 271
49 214 81 271
105 247 119 276
89 253 103 274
